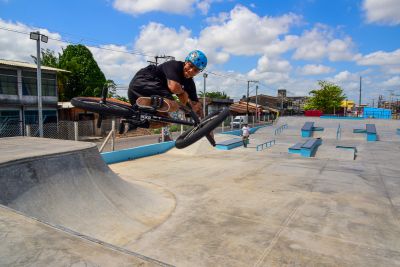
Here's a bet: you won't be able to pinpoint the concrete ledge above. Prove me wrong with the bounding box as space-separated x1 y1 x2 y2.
288 138 322 157
215 138 247 150
221 124 271 136
101 141 176 164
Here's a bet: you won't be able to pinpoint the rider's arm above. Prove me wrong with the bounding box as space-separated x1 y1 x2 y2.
168 79 184 95
177 91 189 105
191 101 204 118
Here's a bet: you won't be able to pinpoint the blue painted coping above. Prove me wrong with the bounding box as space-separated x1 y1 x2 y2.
300 139 322 157
288 139 322 157
221 124 270 136
397 129 400 135
288 147 302 154
215 138 248 150
101 141 176 164
301 130 312 138
320 116 364 120
221 129 242 136
367 133 377 142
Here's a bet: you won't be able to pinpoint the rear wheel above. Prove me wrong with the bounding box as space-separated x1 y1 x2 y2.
71 97 133 116
175 108 230 149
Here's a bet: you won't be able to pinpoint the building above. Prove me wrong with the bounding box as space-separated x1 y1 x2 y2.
248 90 308 115
0 59 68 136
248 94 279 109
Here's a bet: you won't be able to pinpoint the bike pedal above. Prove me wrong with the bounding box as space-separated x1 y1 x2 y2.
150 95 164 109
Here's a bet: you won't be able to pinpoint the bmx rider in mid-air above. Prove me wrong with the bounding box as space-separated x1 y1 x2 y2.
127 50 207 129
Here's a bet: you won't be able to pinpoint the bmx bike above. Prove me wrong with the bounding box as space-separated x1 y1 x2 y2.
71 86 230 149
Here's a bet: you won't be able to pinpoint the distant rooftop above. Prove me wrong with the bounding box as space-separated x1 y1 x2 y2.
0 59 70 73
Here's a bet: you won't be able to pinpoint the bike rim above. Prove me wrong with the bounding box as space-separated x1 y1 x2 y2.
183 114 218 139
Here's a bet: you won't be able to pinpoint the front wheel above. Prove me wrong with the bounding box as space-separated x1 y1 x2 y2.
175 108 230 149
71 97 134 117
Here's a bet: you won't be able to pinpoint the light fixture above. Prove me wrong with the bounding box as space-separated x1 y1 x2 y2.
30 32 39 40
41 35 48 43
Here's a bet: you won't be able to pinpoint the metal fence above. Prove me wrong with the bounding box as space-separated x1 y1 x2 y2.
0 119 118 141
1 115 272 145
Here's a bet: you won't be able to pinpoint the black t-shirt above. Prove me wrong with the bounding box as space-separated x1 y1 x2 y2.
156 60 198 102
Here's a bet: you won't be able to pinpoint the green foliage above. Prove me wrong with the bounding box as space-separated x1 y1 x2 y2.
58 44 106 100
305 81 346 114
198 91 229 99
31 48 59 67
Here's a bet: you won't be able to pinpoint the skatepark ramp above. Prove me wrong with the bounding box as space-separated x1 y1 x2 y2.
0 137 175 266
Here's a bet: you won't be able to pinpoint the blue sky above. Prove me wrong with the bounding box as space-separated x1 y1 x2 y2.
1 0 400 104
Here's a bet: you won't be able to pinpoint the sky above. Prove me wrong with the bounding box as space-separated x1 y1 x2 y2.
1 0 400 104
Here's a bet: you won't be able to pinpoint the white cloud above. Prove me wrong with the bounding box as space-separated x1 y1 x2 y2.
196 0 212 15
292 25 355 61
362 0 400 25
256 55 291 73
0 19 63 63
134 22 199 62
382 76 400 87
0 19 148 87
200 5 301 56
113 0 196 15
357 49 400 66
88 44 147 85
299 64 334 75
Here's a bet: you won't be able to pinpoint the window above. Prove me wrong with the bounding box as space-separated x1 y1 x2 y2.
22 71 37 96
42 73 57 96
0 110 19 124
24 110 57 124
22 71 57 96
0 69 18 95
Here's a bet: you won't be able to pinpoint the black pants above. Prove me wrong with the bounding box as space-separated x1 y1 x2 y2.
242 136 249 147
128 65 173 106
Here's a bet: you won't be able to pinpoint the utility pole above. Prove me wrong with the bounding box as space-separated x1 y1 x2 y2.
30 31 48 138
203 73 208 117
255 85 258 123
246 80 258 121
148 55 175 66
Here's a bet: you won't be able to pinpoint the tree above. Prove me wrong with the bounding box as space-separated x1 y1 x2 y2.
305 81 346 114
198 91 229 99
31 48 70 100
58 44 106 100
31 48 59 67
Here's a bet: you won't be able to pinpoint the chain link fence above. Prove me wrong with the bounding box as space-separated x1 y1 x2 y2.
0 119 119 141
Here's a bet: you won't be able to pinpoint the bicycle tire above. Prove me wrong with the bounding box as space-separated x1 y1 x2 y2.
175 108 230 149
71 97 133 116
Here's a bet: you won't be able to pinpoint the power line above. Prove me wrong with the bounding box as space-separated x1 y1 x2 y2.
0 26 155 58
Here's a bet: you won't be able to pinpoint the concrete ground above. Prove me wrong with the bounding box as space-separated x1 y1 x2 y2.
111 117 400 266
1 117 400 266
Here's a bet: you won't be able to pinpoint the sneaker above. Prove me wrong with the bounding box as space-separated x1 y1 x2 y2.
136 97 179 112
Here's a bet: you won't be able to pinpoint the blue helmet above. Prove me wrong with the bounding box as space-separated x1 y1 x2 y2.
185 50 207 71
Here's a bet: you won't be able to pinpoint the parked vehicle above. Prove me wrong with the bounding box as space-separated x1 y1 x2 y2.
230 116 248 128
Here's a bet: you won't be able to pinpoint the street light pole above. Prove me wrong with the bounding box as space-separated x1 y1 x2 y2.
30 31 48 137
203 73 208 117
246 80 258 122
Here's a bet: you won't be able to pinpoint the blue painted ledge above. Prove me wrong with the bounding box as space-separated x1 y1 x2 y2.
221 124 270 136
101 141 176 164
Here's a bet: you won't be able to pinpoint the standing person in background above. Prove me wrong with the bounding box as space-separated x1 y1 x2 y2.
242 124 250 148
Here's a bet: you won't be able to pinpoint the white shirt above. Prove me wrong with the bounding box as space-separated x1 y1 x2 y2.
242 126 250 137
